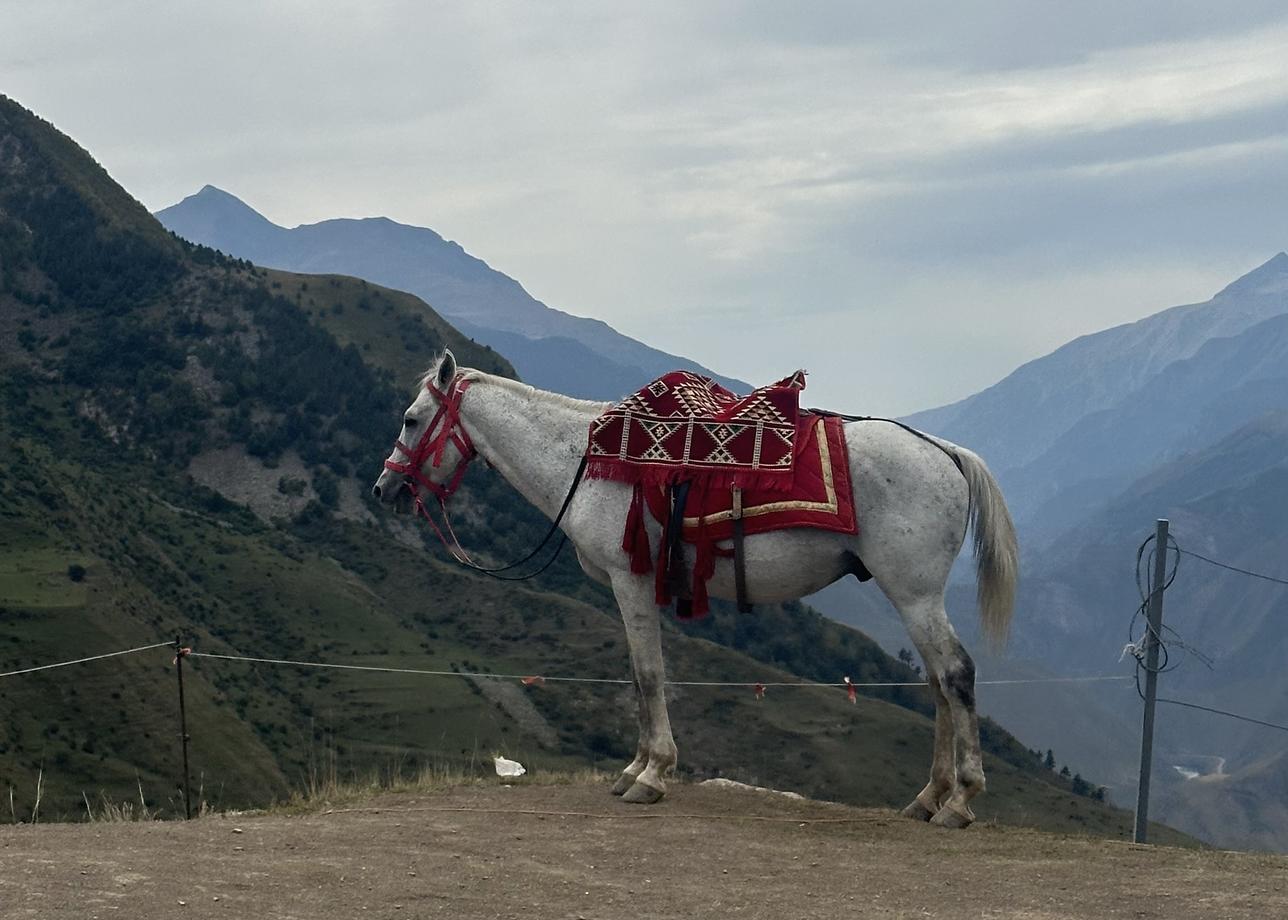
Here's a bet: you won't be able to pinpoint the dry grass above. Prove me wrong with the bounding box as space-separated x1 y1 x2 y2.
272 757 609 816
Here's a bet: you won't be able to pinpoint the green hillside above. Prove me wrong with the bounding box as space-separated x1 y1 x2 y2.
0 94 1183 842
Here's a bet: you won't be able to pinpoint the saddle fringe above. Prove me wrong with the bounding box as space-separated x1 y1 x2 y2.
585 458 796 494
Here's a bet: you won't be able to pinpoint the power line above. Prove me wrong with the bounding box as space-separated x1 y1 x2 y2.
1158 696 1288 734
1177 548 1288 587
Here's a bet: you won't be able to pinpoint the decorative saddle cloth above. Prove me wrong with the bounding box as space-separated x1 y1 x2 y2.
588 370 806 489
587 371 857 617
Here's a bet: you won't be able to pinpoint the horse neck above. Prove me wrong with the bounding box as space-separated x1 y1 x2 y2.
458 376 605 520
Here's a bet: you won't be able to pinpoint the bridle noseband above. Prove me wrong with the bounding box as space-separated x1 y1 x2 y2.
383 373 476 505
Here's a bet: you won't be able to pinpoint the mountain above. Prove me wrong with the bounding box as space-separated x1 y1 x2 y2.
906 253 1288 534
1157 750 1288 852
155 186 749 400
0 95 1156 839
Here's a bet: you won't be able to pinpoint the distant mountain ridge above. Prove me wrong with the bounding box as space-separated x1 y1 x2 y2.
156 186 748 400
907 253 1288 477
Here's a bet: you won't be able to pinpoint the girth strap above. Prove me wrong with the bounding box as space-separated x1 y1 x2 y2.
667 481 693 619
731 486 752 613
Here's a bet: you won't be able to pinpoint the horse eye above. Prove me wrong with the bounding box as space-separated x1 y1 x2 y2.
404 417 418 429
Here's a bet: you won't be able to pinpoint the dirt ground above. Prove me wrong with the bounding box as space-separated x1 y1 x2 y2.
2 781 1285 920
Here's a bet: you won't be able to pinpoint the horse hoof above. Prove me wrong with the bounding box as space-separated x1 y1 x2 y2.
611 773 638 796
900 797 935 822
929 804 974 829
621 780 665 805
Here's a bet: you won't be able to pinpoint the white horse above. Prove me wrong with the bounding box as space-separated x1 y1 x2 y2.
371 351 1018 828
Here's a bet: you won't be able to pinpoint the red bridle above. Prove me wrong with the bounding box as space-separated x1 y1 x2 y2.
383 373 476 505
384 369 587 579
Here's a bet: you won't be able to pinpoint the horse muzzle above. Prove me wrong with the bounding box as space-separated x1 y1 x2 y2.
371 473 413 513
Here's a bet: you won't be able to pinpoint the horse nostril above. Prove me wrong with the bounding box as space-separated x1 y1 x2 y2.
371 484 382 499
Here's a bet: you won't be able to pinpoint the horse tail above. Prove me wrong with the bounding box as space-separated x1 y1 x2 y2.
932 439 1018 648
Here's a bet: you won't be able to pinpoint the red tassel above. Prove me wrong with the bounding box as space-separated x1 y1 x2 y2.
623 483 652 575
845 676 857 704
521 676 545 686
754 683 766 700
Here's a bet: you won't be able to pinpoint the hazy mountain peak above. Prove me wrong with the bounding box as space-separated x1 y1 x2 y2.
1214 251 1288 299
159 184 285 253
157 186 749 398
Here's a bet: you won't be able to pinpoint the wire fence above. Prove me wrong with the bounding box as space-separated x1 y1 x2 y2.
4 530 1280 830
0 638 1133 818
2 643 1131 690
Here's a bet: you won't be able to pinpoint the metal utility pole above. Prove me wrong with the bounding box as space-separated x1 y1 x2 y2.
174 636 193 820
1133 518 1169 844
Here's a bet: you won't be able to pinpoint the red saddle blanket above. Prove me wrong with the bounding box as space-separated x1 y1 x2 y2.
587 370 806 490
587 371 857 617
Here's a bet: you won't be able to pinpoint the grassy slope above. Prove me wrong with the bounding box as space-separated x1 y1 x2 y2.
262 270 513 385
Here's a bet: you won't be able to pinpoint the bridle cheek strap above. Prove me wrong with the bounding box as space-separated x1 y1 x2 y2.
383 375 476 503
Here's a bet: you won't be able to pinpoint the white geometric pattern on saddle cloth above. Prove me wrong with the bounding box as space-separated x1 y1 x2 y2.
586 369 806 488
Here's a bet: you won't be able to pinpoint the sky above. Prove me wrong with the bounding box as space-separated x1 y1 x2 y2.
5 1 1288 414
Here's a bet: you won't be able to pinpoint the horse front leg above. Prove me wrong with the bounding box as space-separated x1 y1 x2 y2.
610 572 677 804
611 666 652 795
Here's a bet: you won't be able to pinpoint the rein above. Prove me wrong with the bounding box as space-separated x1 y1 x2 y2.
384 373 585 580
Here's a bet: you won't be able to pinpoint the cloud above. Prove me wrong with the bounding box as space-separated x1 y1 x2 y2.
4 2 1287 413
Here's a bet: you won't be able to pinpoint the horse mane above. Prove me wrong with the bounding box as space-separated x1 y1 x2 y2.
418 355 611 413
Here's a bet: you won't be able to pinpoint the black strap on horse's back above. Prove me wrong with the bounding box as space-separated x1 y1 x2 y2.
810 407 972 551
731 486 751 613
806 409 964 476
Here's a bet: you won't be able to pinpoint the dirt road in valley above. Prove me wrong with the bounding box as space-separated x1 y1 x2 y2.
2 781 1284 919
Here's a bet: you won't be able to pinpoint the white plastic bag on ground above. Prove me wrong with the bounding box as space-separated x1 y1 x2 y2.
494 755 526 778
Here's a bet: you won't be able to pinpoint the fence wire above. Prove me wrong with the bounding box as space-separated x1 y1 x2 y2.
186 649 1129 690
0 642 173 680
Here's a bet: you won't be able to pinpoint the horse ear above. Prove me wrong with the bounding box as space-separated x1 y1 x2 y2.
437 349 457 387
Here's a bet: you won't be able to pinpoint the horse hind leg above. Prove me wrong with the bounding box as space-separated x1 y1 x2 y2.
928 645 984 829
900 672 956 822
889 594 984 829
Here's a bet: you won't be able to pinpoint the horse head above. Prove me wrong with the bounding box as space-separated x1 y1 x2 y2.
371 349 475 511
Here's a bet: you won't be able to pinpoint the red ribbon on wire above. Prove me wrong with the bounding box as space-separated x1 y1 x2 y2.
521 676 545 686
172 647 192 665
754 682 766 700
845 676 857 704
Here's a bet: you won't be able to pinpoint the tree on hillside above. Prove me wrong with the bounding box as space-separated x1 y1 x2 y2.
897 648 921 675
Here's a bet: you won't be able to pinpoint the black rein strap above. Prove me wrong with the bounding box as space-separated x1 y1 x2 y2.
445 454 589 581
